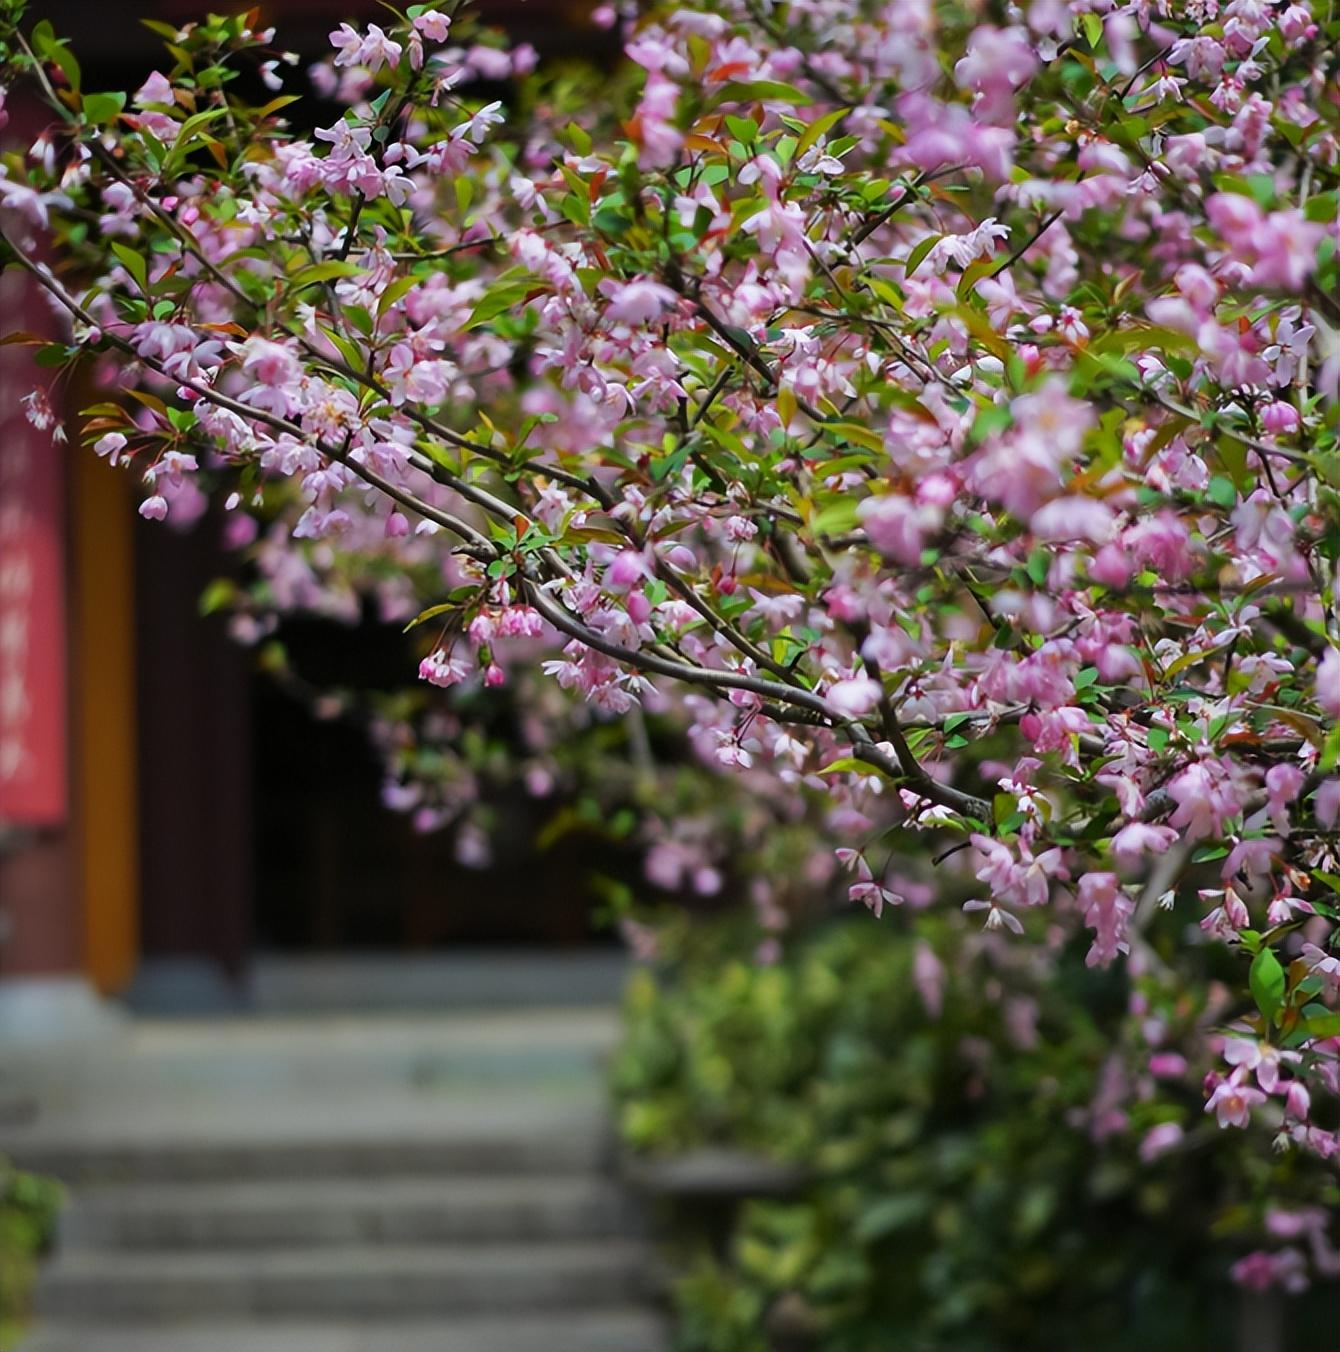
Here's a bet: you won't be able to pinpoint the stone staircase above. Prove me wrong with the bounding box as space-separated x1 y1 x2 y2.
2 1008 667 1352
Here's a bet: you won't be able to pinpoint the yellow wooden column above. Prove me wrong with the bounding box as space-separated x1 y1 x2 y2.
70 444 139 994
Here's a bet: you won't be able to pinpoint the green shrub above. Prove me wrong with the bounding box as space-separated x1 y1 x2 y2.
0 1160 61 1349
612 915 1339 1352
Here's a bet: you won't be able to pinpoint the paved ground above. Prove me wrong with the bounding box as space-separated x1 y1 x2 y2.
0 1006 668 1351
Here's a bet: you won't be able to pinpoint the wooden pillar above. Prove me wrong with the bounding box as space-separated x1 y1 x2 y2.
70 448 139 995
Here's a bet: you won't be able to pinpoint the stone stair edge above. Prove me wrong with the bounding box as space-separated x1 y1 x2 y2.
36 1238 664 1319
17 1308 670 1352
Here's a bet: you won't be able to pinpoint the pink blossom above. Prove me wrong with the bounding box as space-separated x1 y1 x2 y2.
330 22 402 71
1139 1121 1184 1162
1249 211 1326 291
1315 779 1340 829
848 853 898 918
1231 1249 1310 1294
1259 401 1300 436
239 337 302 388
0 177 64 234
93 432 128 465
604 550 651 592
826 676 883 718
1285 1081 1312 1122
1123 513 1196 581
857 494 944 565
1206 1077 1267 1128
18 0 1340 1188
634 71 682 170
971 380 1092 517
418 648 471 688
452 102 505 146
1167 761 1240 841
962 898 1025 935
1206 193 1325 292
1030 497 1116 544
328 23 364 66
1300 944 1340 988
1079 872 1133 967
1223 1038 1299 1094
133 71 175 107
1111 822 1177 871
723 515 757 544
1148 1052 1187 1079
953 26 1038 123
1222 837 1278 882
600 277 679 325
1319 648 1340 720
1019 705 1091 761
1265 763 1305 834
412 10 452 41
912 941 943 1017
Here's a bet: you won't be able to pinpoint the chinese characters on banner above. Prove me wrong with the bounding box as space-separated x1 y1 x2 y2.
0 264 67 828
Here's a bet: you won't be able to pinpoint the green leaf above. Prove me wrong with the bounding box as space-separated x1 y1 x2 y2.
1081 12 1104 48
466 281 537 329
289 260 363 290
1304 192 1339 224
82 91 126 124
1249 947 1286 1023
824 421 886 454
256 95 302 120
1190 845 1228 862
903 235 937 279
1206 475 1237 509
404 601 460 632
377 273 420 316
651 444 690 482
854 1192 932 1241
32 20 82 93
811 497 859 535
110 241 148 295
564 120 592 156
318 326 367 375
969 404 1012 445
717 80 814 107
1299 1012 1340 1040
795 106 848 159
161 107 229 176
816 756 885 777
1218 434 1251 494
198 579 237 617
34 344 69 369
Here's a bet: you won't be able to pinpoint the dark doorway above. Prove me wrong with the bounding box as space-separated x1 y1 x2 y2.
249 628 625 951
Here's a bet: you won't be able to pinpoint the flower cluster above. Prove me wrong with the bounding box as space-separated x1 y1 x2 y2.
3 0 1340 1284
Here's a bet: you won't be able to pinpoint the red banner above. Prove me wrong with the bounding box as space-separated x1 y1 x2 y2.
0 265 67 828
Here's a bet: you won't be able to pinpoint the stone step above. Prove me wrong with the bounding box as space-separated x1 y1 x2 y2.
60 1176 643 1248
38 1240 656 1319
6 1113 611 1184
19 1310 669 1352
